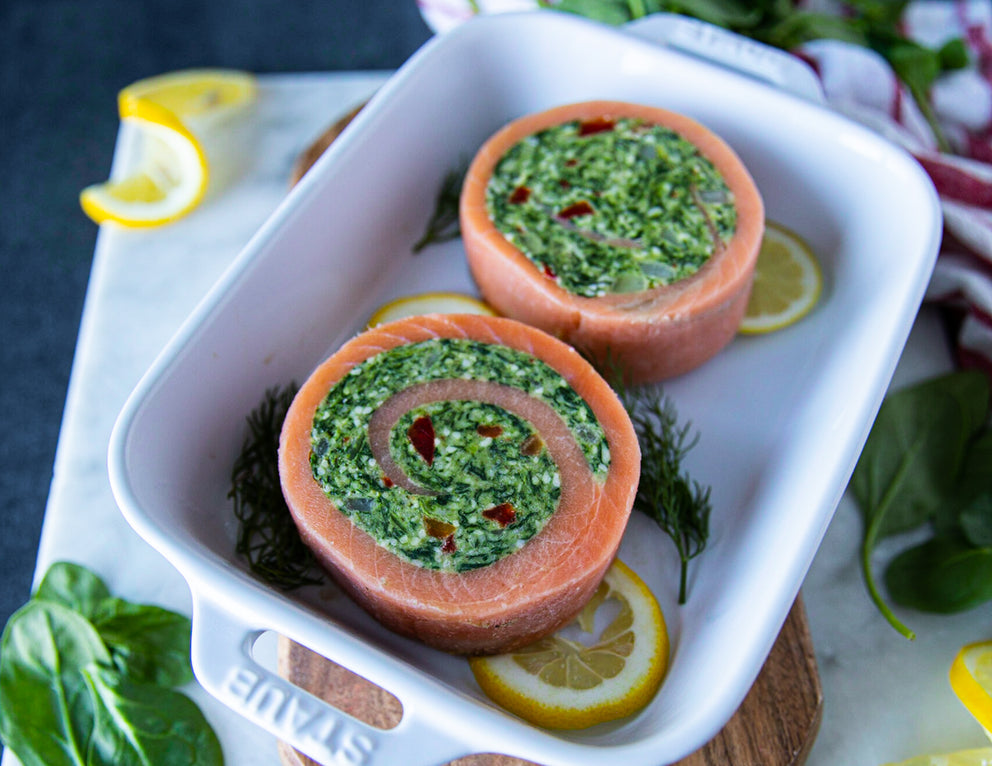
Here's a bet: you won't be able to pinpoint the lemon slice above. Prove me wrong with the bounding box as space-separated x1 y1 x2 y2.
469 559 669 730
738 221 822 334
118 68 257 123
951 640 992 739
79 100 208 227
367 292 496 328
884 749 992 766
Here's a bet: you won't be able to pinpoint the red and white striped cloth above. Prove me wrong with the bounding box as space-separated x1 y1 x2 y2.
418 0 992 378
798 0 992 379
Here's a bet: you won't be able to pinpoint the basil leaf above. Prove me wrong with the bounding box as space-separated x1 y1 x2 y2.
885 535 992 614
35 562 112 620
91 600 194 688
0 601 109 766
82 665 223 766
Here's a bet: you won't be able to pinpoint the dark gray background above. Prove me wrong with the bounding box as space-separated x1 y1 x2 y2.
1 0 431 647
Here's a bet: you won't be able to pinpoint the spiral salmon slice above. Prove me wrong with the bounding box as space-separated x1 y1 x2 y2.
460 100 765 383
278 314 640 654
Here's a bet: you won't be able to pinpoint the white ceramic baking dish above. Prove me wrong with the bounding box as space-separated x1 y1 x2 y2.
108 11 941 766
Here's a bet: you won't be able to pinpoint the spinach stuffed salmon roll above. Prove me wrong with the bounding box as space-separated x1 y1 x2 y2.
460 100 765 383
278 314 639 655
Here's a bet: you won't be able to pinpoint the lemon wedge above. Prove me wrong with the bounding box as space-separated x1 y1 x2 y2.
80 69 255 227
951 640 992 739
367 292 496 328
469 559 669 730
738 221 822 335
118 68 256 123
80 100 208 227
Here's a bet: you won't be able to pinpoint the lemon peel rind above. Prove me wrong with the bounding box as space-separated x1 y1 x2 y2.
950 640 992 737
469 559 669 730
367 292 497 328
118 69 257 121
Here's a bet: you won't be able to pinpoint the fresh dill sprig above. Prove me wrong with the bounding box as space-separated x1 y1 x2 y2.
628 390 711 604
230 382 326 590
412 165 466 253
607 363 711 604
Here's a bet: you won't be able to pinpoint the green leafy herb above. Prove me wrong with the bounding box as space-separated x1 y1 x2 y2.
614 378 711 604
539 0 967 151
850 370 992 639
231 382 326 590
884 534 992 615
412 166 466 253
0 562 222 766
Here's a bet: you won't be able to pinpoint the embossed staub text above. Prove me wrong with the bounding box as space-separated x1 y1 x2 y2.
224 665 377 765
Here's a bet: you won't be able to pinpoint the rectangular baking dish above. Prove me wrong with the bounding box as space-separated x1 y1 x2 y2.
108 11 941 766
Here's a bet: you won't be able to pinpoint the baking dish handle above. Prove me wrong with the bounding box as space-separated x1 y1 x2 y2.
624 12 825 104
190 592 474 766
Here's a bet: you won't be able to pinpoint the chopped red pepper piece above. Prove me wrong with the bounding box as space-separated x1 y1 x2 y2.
557 201 594 219
483 503 517 527
408 415 435 466
509 185 531 204
381 475 394 488
441 534 457 553
477 424 503 438
543 264 557 279
578 117 615 136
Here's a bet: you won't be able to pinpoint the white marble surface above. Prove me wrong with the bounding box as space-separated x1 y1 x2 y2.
6 72 992 766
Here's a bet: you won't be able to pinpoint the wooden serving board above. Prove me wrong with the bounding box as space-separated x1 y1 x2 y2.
279 112 823 766
276 596 822 766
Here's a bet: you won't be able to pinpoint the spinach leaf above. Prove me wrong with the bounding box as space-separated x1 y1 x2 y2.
850 370 990 638
0 601 108 766
35 561 112 620
950 428 992 542
91 600 194 688
960 493 992 547
0 562 222 766
885 535 992 614
82 666 223 766
31 562 194 687
851 371 987 538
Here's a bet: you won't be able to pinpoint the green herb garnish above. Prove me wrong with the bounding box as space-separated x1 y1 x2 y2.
231 383 325 590
539 0 967 151
851 370 992 639
0 561 222 766
412 166 466 253
616 380 711 604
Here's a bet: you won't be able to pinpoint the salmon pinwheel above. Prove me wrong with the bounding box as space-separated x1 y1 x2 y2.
460 100 765 383
278 314 640 654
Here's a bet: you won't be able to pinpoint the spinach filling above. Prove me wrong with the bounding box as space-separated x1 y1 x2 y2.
310 338 610 572
486 117 737 297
